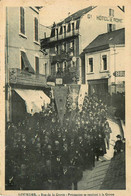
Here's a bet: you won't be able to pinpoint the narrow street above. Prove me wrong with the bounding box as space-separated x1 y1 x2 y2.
78 118 123 190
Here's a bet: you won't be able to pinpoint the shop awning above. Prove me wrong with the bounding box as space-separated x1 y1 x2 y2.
15 89 50 114
21 51 35 74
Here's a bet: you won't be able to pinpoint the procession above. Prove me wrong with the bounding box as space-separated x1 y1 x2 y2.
4 4 125 191
5 91 125 190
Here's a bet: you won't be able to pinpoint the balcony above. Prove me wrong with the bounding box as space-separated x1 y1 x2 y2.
9 68 47 87
41 29 79 47
51 52 73 64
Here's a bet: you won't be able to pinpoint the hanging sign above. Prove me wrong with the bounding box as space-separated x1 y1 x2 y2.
113 71 125 77
53 86 68 126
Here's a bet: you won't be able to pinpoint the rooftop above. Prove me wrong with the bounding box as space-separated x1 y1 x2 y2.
56 6 96 26
84 28 125 53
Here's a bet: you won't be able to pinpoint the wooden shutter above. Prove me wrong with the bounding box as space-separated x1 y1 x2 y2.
35 18 38 41
35 57 39 74
20 7 25 34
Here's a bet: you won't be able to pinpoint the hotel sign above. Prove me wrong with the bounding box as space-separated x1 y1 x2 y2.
96 15 123 23
113 71 125 77
87 14 123 23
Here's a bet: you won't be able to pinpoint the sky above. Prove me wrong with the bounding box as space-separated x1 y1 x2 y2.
39 0 92 26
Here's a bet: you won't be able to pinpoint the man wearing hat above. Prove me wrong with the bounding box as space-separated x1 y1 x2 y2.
114 134 123 157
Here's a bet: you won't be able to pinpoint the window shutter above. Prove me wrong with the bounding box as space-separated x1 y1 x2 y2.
35 18 38 41
51 28 55 37
67 23 71 32
20 7 25 34
35 57 39 74
59 26 63 35
76 20 80 29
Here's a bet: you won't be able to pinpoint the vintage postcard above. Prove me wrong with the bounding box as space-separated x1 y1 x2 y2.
0 0 131 196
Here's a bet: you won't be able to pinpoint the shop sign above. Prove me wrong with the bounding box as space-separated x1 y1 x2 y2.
96 15 123 23
113 71 125 77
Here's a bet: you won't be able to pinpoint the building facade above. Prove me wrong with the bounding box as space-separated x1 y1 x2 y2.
84 28 125 95
41 6 125 84
5 7 50 122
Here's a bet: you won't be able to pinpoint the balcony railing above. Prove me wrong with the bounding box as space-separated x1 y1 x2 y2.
9 68 47 87
41 29 79 47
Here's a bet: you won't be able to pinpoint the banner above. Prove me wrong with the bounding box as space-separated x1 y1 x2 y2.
67 85 80 127
53 86 68 126
78 84 88 111
68 84 80 111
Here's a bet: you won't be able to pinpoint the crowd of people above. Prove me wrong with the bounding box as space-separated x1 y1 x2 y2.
6 93 114 190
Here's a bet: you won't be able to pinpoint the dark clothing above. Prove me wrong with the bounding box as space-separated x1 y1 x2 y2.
114 140 123 156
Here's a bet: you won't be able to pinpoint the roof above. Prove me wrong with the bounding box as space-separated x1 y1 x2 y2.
56 6 96 26
84 28 125 53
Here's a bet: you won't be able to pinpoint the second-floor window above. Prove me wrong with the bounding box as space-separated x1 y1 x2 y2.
88 58 93 73
35 56 39 74
109 9 114 17
34 17 38 42
20 7 25 35
72 23 74 31
67 23 71 32
63 26 66 34
59 26 63 35
102 55 108 71
56 28 58 38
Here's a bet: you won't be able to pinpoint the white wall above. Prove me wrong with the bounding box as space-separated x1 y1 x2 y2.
7 7 48 75
79 6 125 53
85 46 125 93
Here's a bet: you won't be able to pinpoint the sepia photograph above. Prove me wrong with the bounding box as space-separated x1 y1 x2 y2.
0 0 127 193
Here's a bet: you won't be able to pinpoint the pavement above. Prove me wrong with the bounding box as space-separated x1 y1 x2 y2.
78 118 125 190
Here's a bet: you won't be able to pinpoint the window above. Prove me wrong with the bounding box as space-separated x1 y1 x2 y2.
55 45 59 54
34 17 38 42
51 28 55 37
21 51 25 70
67 23 71 32
63 26 66 34
57 63 60 72
72 23 74 31
59 26 63 35
35 56 39 74
51 64 56 75
20 51 35 73
56 28 58 38
102 55 107 71
70 40 74 49
88 58 93 73
63 61 67 71
62 42 66 51
76 20 80 29
43 63 47 75
109 9 114 17
107 24 116 32
20 7 25 34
